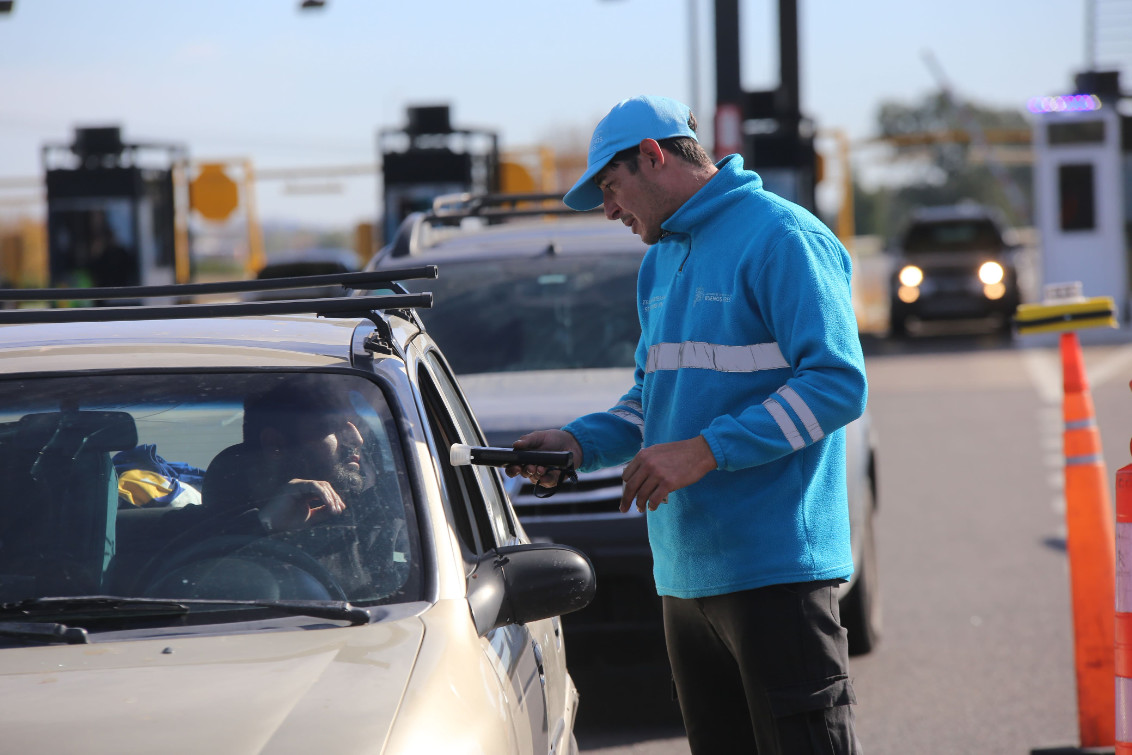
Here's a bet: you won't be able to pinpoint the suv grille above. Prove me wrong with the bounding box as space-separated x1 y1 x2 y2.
506 466 631 521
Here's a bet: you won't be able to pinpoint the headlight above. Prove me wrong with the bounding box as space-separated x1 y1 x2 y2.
898 265 923 287
978 261 1004 285
983 282 1006 300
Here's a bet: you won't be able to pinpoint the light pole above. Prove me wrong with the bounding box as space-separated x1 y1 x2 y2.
688 0 701 122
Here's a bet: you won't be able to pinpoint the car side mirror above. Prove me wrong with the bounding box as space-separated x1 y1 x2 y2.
466 543 596 637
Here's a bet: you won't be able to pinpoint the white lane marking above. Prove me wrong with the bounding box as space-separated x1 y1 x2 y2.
1021 347 1062 406
1023 352 1067 518
1087 345 1132 390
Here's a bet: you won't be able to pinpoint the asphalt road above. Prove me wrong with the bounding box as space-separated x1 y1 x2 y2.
573 324 1132 754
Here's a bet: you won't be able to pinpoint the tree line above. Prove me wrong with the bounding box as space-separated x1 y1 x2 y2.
846 92 1032 243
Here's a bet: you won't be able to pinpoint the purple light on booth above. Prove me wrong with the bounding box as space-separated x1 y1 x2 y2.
1027 94 1103 114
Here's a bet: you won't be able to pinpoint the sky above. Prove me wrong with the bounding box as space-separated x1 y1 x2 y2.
0 0 1119 229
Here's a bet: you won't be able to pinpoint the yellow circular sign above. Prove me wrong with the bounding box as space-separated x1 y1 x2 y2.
190 164 240 222
499 161 535 194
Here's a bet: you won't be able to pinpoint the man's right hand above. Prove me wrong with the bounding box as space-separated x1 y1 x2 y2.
258 478 347 532
506 430 582 489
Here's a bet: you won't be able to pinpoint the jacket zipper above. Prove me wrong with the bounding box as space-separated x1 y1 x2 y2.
677 237 691 273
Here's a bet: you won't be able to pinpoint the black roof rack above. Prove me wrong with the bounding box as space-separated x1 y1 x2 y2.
385 192 600 259
429 192 598 223
0 268 437 325
0 267 437 302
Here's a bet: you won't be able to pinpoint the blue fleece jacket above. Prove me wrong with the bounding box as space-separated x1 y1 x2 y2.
562 155 868 599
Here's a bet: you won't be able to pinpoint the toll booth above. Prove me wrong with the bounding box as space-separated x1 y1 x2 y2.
379 105 499 244
42 126 187 290
1030 71 1132 318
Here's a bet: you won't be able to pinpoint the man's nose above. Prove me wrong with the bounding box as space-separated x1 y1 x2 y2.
603 195 620 220
342 420 364 446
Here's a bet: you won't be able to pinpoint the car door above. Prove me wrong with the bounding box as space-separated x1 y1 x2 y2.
416 347 552 755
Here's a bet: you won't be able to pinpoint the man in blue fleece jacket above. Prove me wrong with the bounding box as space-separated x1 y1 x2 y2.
510 95 867 753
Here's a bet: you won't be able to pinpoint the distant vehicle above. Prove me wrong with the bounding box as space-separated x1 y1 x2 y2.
0 273 593 754
371 193 882 660
249 247 361 300
887 203 1033 336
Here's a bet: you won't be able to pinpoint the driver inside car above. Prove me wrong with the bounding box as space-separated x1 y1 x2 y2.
143 375 397 599
223 376 377 533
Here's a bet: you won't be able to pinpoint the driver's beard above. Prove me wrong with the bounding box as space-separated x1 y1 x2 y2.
328 441 368 498
330 460 367 498
288 446 367 499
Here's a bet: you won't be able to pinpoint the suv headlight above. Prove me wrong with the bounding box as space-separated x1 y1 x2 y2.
978 261 1004 285
898 265 923 287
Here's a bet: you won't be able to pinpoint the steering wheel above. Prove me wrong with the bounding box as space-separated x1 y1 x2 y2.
142 534 349 602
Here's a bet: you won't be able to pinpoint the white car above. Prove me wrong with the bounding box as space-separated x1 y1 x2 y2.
0 271 594 754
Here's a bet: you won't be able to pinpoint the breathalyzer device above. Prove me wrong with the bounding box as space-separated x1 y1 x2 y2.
450 443 573 469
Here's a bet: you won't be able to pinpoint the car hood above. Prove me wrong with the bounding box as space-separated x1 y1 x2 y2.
458 368 635 444
0 617 424 754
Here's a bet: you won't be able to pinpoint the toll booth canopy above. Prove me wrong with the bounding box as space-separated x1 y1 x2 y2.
42 126 185 290
379 105 499 245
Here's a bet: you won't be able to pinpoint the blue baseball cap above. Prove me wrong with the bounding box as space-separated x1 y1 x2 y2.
563 95 697 211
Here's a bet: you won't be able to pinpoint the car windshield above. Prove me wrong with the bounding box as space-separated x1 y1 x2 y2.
902 219 1004 254
0 371 421 611
400 254 642 374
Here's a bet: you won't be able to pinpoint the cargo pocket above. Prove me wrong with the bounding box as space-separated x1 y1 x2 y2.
766 673 855 718
767 675 858 755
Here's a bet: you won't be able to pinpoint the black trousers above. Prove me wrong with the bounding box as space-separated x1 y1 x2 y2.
663 580 860 754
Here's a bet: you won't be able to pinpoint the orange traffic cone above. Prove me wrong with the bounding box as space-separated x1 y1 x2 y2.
1117 450 1132 755
1115 381 1132 755
1061 331 1116 748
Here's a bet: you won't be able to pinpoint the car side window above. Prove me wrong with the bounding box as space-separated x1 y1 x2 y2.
418 365 493 554
422 351 517 547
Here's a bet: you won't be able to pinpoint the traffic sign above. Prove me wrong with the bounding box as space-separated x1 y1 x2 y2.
714 103 743 159
499 161 535 194
190 163 239 222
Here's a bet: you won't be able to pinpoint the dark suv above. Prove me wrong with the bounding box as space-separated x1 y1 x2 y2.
371 194 882 661
888 203 1033 336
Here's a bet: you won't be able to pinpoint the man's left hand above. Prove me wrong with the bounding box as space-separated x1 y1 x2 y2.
620 435 717 513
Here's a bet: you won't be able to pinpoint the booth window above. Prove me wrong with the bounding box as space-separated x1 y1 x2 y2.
1059 163 1096 232
1048 120 1105 145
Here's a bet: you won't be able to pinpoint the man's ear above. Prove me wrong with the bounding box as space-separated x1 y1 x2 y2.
638 138 665 169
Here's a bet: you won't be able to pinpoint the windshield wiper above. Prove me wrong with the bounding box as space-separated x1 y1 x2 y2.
172 599 371 625
0 596 369 626
0 596 190 620
0 621 89 645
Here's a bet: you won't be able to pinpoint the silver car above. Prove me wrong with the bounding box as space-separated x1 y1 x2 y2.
0 271 594 754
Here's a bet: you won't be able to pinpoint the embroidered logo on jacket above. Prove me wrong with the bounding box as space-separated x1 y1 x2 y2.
694 287 732 305
642 294 665 312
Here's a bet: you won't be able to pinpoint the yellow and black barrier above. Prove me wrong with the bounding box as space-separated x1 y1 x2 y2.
1014 292 1117 336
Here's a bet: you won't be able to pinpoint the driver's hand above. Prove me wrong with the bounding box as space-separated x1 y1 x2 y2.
258 479 347 532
